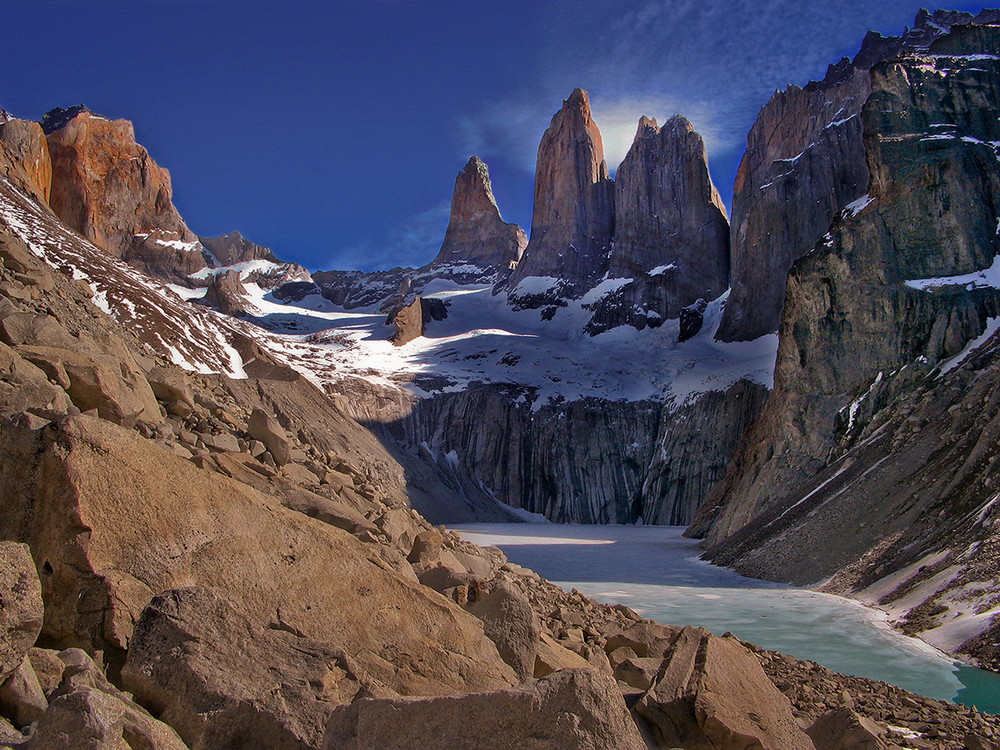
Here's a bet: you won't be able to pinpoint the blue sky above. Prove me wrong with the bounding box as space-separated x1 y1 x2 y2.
1 1 987 272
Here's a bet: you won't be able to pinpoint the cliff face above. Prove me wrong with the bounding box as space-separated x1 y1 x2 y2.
43 106 205 283
429 156 526 277
0 118 51 203
691 19 1000 665
505 89 615 301
716 9 1000 343
585 115 729 335
329 379 765 527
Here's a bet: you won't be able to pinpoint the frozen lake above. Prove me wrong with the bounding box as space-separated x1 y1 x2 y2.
452 523 1000 714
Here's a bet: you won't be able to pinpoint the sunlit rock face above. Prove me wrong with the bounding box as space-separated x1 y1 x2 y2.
504 88 615 302
43 105 206 283
428 155 526 278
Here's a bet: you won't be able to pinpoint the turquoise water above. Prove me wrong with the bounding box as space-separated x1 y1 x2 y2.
453 523 1000 714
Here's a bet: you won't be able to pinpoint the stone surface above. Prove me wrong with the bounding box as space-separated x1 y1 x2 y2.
324 668 646 750
0 542 43 685
715 10 1000 343
199 230 277 266
0 414 516 697
248 407 292 466
0 118 52 202
505 89 614 300
429 156 526 275
122 586 357 750
694 22 1000 574
28 648 188 750
44 106 203 283
588 115 729 334
0 656 47 727
464 579 539 681
202 268 249 316
636 626 814 750
809 708 887 750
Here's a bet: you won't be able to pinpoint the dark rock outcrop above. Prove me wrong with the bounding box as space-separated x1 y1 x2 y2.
428 156 526 277
505 89 615 301
692 22 1000 664
717 9 1000 343
44 106 206 284
203 268 249 316
387 294 447 346
589 115 728 334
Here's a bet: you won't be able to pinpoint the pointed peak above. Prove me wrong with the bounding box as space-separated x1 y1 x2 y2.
634 116 659 144
663 114 695 135
565 88 591 111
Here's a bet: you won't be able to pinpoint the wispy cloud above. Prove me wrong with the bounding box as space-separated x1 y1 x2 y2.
328 200 451 272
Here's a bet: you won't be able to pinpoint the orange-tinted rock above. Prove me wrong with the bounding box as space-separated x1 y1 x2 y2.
43 106 204 283
506 89 614 298
429 156 526 275
0 119 52 202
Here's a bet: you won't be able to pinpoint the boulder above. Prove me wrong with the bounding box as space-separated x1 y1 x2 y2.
0 415 516 698
122 587 361 750
0 542 43 684
465 580 540 681
16 344 162 427
203 268 249 316
533 633 594 678
248 407 291 466
635 626 814 750
0 656 47 727
145 366 195 416
0 342 72 419
324 668 646 750
808 707 887 749
28 648 64 697
28 649 187 750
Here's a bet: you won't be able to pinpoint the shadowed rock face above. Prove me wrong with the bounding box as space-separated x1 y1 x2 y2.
200 230 278 266
584 115 730 334
692 21 1000 637
506 89 615 299
429 156 526 274
43 106 205 283
717 9 1000 343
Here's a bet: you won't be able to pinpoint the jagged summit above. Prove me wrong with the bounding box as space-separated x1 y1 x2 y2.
427 155 526 274
40 104 101 134
504 87 615 300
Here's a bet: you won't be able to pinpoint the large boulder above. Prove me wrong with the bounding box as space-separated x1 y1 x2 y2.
0 542 43 684
324 668 646 750
464 580 539 681
0 414 516 697
122 587 360 750
248 407 292 466
635 626 814 750
808 708 887 749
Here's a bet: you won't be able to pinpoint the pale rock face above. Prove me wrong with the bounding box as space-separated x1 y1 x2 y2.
43 106 205 283
429 156 526 274
505 88 615 299
0 542 43 684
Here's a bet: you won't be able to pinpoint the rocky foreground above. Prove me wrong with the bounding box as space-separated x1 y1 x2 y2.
0 122 996 750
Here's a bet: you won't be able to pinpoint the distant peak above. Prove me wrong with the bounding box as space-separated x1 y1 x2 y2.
41 105 102 134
